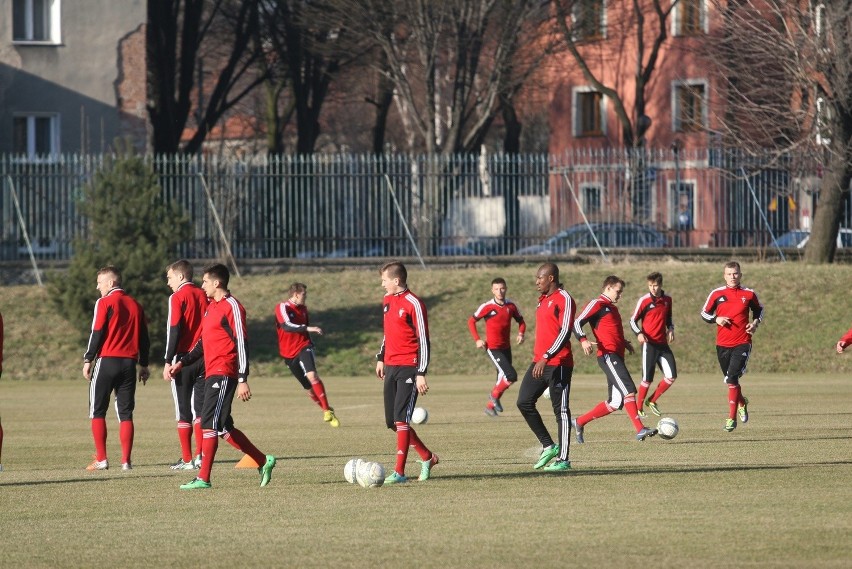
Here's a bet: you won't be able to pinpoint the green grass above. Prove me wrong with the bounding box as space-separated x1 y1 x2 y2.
1 372 851 568
3 261 852 382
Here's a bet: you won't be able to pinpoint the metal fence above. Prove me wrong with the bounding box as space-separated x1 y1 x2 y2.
1 149 849 261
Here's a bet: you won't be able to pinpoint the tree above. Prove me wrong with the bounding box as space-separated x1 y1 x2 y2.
147 0 265 154
50 153 192 355
707 1 852 263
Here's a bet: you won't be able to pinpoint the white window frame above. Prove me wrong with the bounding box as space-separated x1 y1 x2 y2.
571 0 607 41
671 0 708 37
815 95 831 146
580 182 603 215
12 0 62 44
572 86 607 137
671 79 708 133
13 113 61 159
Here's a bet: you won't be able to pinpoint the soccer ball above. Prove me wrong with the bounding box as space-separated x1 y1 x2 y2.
657 417 679 440
356 461 385 488
411 407 429 424
344 458 364 484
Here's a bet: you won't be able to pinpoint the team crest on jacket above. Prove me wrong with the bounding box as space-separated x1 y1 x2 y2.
398 309 405 318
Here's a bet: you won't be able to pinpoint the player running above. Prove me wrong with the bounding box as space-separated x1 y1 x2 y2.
467 277 526 417
629 272 678 418
572 276 657 443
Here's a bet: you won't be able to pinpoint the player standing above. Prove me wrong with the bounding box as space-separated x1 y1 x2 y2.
700 261 763 432
572 276 657 443
275 283 339 427
629 272 678 417
162 260 208 470
168 264 276 489
376 262 438 484
516 263 576 472
83 266 150 470
468 277 526 417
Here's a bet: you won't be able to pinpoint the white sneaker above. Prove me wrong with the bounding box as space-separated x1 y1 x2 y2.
192 454 202 469
122 462 132 471
86 458 109 471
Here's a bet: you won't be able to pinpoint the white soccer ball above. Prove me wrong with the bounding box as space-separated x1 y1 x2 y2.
411 406 429 424
657 417 679 440
344 458 364 484
356 461 385 488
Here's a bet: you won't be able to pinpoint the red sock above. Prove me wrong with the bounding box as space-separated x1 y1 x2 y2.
224 428 266 466
199 429 219 482
728 385 740 419
306 389 322 408
91 418 108 461
577 401 614 427
624 395 645 432
651 378 675 402
408 427 432 461
192 418 203 458
310 380 330 411
177 421 193 462
637 381 651 405
119 420 134 464
394 422 410 476
490 376 512 401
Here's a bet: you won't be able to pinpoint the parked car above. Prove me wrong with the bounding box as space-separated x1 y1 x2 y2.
514 223 667 255
773 228 852 249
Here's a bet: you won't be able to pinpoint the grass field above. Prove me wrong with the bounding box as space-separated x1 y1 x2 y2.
1 371 851 568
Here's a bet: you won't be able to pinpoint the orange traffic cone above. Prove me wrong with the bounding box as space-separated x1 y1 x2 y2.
235 454 260 469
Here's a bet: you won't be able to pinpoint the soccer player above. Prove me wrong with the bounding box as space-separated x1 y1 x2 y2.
275 282 339 427
516 263 576 472
376 261 438 484
629 272 678 418
168 264 276 489
82 266 151 471
162 260 208 470
700 261 763 432
468 277 526 417
836 324 852 354
572 276 657 443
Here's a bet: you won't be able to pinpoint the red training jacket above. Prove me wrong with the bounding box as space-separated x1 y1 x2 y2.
84 288 150 366
629 291 674 345
468 298 526 350
574 294 628 358
377 288 430 374
700 285 764 348
182 294 249 380
532 287 575 366
164 282 208 363
275 300 312 359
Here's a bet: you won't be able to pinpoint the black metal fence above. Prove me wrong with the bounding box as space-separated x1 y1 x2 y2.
1 149 849 261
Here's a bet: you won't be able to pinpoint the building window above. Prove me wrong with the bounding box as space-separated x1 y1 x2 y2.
815 96 831 146
13 114 60 157
573 0 606 41
581 184 602 214
673 81 706 133
12 0 61 43
814 3 828 50
573 88 605 137
673 0 706 36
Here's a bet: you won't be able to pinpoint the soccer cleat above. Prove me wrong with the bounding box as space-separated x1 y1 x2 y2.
122 462 132 471
192 454 202 469
180 477 212 490
170 458 195 470
738 397 749 423
648 400 662 417
490 396 503 414
484 406 498 417
534 444 560 469
636 427 658 441
418 453 439 481
384 471 408 485
86 458 109 471
572 419 585 444
724 418 737 432
259 454 276 487
323 409 340 427
637 407 646 418
543 460 571 472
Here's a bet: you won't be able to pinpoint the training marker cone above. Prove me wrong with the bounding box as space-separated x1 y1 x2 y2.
235 454 260 469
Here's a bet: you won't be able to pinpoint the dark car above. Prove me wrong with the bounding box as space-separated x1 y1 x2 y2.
514 223 667 255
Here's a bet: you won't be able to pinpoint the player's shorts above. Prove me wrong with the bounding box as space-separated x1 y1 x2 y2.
716 343 751 385
640 341 677 383
486 347 518 382
382 365 419 429
89 357 137 421
284 347 318 389
170 356 205 422
597 353 637 410
200 375 237 434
